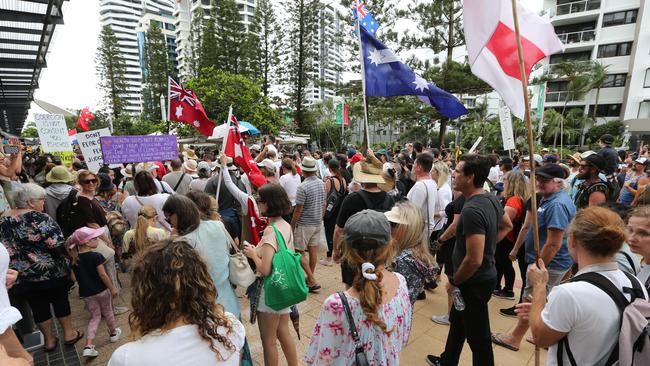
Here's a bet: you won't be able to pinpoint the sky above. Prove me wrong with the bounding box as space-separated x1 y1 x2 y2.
26 0 543 125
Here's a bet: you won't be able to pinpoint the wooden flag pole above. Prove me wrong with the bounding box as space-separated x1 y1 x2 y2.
510 1 542 365
354 1 371 150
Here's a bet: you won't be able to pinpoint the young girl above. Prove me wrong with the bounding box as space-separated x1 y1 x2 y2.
121 206 168 268
68 227 122 358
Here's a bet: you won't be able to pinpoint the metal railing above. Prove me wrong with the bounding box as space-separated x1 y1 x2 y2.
557 29 596 44
555 0 601 16
546 91 569 103
541 60 592 75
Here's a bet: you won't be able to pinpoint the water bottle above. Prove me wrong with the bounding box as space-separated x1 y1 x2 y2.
452 287 465 311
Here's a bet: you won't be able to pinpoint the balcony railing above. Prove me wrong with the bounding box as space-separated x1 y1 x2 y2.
557 30 596 44
546 91 569 103
555 0 601 16
541 60 592 75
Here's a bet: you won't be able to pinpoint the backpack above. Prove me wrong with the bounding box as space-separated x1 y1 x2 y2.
357 189 393 213
324 177 346 219
105 210 127 239
55 189 79 237
557 271 650 366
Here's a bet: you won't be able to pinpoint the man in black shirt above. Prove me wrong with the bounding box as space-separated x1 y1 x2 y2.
333 151 394 286
597 134 619 176
427 154 513 366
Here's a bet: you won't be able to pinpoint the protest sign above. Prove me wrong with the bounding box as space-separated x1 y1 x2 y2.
78 128 118 173
51 151 75 166
100 135 178 164
34 114 72 153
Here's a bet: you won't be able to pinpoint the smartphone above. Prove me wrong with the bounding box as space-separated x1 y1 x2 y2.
2 145 19 155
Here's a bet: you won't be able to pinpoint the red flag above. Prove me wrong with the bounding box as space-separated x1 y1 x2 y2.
223 111 266 188
76 107 94 132
168 77 216 136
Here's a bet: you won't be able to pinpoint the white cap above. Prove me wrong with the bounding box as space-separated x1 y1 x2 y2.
257 158 276 172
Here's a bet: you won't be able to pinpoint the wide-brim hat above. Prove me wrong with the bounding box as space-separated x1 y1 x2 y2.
46 166 74 183
183 159 198 173
353 155 385 184
300 156 318 172
568 152 582 163
183 149 198 160
384 205 409 225
120 164 133 178
378 170 395 192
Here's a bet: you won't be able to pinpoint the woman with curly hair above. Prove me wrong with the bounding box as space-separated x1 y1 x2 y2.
305 210 412 365
108 238 244 365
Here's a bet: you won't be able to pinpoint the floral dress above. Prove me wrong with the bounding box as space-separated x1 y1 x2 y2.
0 211 69 285
305 273 412 365
391 249 438 304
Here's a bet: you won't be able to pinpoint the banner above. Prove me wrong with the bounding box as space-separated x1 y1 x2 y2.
34 113 72 153
78 128 118 173
100 135 178 164
536 82 546 121
498 102 516 151
335 103 349 126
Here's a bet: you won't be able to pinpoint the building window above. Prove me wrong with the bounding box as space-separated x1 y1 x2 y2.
602 73 627 88
639 101 650 118
597 42 633 58
602 9 638 27
594 104 622 117
645 69 650 88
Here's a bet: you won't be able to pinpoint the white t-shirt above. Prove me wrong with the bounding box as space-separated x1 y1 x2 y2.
406 179 439 236
121 194 171 231
542 266 648 366
279 173 302 206
108 312 245 366
0 244 21 334
434 183 453 231
488 165 502 184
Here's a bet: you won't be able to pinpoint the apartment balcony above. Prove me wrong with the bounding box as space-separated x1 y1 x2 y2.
545 91 569 103
557 29 596 51
540 60 592 76
550 0 601 26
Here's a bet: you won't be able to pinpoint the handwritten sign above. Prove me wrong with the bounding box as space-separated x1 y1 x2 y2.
499 103 516 151
78 128 114 173
51 151 75 166
34 114 72 153
100 135 178 164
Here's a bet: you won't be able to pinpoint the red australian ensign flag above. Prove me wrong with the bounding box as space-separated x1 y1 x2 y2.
223 109 267 188
76 107 94 132
168 77 216 136
463 0 563 119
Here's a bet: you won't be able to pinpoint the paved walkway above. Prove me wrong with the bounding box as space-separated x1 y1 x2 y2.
33 247 547 365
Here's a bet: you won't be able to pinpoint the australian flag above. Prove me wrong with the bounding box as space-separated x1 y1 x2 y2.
361 27 468 119
353 0 379 35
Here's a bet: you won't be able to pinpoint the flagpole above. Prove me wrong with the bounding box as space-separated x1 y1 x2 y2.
216 105 233 203
167 77 172 134
355 1 371 150
511 1 541 365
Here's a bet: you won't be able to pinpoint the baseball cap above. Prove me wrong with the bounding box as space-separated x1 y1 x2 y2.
522 154 543 165
599 134 614 145
350 152 363 164
69 227 105 248
583 154 606 171
257 158 276 172
498 157 513 166
250 144 261 152
345 210 391 250
347 148 357 158
634 157 648 165
535 164 567 179
543 155 558 163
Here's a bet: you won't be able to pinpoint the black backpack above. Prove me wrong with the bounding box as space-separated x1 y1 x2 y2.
324 177 346 219
55 189 79 236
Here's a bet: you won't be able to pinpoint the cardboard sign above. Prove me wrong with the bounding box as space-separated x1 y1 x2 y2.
34 114 72 153
100 135 178 164
498 103 516 151
78 128 118 173
51 151 75 166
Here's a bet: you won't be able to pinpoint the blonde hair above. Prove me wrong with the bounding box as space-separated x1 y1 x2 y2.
629 205 650 220
124 206 157 255
568 206 626 257
431 161 450 188
503 170 530 202
392 201 435 267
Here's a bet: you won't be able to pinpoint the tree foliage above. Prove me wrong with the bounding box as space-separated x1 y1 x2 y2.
254 0 282 97
143 20 173 121
585 120 625 145
213 0 246 74
96 25 128 119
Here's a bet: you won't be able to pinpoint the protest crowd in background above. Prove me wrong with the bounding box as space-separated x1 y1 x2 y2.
0 129 648 366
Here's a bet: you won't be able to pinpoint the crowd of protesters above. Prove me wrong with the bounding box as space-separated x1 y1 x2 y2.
0 132 648 366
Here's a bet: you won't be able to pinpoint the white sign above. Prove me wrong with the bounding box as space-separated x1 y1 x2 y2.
77 128 118 173
499 103 516 151
34 114 71 153
469 136 483 154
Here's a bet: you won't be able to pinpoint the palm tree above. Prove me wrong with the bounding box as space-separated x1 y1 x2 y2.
553 60 592 152
543 109 563 147
583 61 609 145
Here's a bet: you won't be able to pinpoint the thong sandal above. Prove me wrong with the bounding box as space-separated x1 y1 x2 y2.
64 330 84 346
491 333 519 352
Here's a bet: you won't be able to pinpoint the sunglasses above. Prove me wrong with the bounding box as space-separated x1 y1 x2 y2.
81 179 97 184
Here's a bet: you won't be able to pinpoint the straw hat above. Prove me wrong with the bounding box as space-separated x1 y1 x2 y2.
46 166 74 184
183 159 198 173
183 149 198 160
378 170 395 192
567 152 582 163
353 154 385 184
300 156 318 172
384 205 408 225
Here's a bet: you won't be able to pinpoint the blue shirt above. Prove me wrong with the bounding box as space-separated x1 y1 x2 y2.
525 190 576 270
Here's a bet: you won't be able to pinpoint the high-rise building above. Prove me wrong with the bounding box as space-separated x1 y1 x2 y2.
173 0 257 79
99 0 176 114
535 0 650 125
306 3 343 105
135 13 179 84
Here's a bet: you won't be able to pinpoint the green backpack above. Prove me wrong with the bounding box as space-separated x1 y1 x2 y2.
263 224 308 310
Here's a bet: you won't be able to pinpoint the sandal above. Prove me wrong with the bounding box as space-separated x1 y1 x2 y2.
64 330 84 346
491 333 519 352
44 337 58 352
308 284 321 293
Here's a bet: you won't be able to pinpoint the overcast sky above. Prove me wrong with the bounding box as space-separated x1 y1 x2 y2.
26 0 543 123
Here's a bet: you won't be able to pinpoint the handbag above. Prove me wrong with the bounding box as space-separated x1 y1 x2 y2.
263 224 308 311
338 291 370 366
225 230 256 288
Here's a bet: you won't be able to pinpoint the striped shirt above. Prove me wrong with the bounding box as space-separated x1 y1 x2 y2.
295 175 326 226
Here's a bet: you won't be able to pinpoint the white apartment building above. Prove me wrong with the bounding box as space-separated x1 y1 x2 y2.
534 0 650 125
173 0 256 80
305 3 343 105
99 0 176 114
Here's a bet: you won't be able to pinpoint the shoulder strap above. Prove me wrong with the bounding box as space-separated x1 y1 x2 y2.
270 223 287 252
173 173 186 191
337 292 361 344
570 272 629 311
621 251 638 276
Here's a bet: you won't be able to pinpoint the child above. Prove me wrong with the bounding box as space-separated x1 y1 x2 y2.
121 205 168 269
68 227 122 358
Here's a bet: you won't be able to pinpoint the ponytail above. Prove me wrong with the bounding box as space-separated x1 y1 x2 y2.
130 206 157 256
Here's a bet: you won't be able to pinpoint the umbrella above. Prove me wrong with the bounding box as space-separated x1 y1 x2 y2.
209 123 248 141
239 121 260 136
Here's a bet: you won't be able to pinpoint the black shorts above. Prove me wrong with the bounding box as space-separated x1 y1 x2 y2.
21 280 72 323
436 240 456 276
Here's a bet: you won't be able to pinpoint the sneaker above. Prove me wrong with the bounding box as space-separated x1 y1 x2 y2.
113 306 129 315
83 346 98 358
431 314 450 325
493 290 516 300
319 258 333 267
109 328 122 343
426 355 443 366
499 306 518 318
